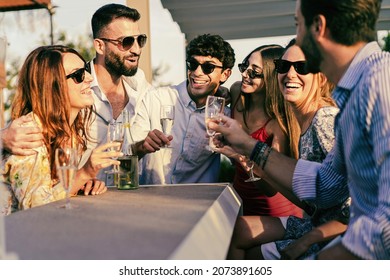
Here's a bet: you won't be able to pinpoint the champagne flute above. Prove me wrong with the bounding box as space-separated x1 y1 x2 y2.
105 122 125 174
205 95 225 151
243 157 261 182
160 105 175 148
55 147 78 209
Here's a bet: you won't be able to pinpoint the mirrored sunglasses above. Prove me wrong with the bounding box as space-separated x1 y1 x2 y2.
238 63 264 79
66 64 90 84
186 59 223 74
100 34 147 51
274 59 309 75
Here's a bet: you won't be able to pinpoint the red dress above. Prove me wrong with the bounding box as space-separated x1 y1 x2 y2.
233 119 302 217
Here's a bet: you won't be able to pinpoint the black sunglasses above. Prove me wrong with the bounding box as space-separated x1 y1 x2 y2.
99 34 147 51
238 63 264 79
274 59 309 75
186 60 223 74
66 64 90 84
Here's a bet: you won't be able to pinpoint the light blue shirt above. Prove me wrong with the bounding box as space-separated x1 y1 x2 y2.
293 42 390 259
131 81 228 185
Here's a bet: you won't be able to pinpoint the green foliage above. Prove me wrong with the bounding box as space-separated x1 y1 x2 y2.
40 30 95 62
383 32 390 52
3 30 96 123
4 58 20 112
218 156 235 183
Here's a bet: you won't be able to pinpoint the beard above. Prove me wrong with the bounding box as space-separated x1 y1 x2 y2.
104 50 138 77
300 31 322 74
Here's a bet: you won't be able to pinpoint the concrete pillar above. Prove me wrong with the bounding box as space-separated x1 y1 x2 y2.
126 0 152 83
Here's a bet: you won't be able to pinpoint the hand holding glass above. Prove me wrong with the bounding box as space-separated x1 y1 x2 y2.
243 157 261 182
105 122 124 174
205 96 225 151
160 105 175 148
55 147 78 209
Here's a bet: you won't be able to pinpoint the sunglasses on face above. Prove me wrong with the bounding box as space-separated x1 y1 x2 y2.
186 59 223 74
99 34 147 51
274 59 309 75
238 63 264 79
66 64 90 84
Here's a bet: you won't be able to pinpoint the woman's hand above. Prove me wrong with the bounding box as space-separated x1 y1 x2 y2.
80 142 123 179
80 179 107 196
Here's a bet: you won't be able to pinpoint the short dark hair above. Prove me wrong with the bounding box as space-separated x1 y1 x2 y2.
186 34 235 69
300 0 381 45
91 4 141 38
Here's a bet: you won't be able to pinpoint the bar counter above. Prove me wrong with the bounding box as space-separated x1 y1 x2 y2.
4 183 241 260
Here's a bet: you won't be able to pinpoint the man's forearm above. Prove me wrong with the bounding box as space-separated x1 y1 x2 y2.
251 141 297 197
317 241 360 260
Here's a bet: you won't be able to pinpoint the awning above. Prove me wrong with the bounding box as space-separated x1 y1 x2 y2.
160 0 390 41
0 0 51 12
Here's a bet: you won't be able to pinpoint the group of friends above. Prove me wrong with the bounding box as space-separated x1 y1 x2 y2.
0 0 389 260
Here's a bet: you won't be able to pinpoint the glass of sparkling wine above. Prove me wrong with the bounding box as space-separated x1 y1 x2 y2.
205 95 225 151
105 122 125 174
55 147 78 209
160 105 175 148
243 157 261 182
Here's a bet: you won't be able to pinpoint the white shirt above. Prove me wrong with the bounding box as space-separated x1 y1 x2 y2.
79 61 153 182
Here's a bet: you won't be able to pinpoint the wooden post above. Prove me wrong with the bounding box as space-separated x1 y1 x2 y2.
126 0 152 83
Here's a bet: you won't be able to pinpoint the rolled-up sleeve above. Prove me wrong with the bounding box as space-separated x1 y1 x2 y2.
292 150 349 209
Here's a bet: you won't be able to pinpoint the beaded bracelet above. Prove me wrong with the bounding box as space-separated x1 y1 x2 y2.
250 141 267 166
249 141 263 161
260 146 272 170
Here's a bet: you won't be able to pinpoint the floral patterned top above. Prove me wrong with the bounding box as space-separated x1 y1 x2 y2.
0 113 66 215
299 106 340 162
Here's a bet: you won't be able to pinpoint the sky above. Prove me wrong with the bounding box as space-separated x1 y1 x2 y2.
0 0 295 90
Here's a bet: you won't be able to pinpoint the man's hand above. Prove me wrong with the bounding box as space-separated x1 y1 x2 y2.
132 129 173 158
208 115 256 156
2 115 44 156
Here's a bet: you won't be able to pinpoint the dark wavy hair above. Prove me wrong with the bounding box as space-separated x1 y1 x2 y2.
11 45 94 180
186 34 235 70
92 3 141 38
300 0 381 45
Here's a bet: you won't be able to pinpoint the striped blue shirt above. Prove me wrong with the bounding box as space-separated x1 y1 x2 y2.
292 42 390 259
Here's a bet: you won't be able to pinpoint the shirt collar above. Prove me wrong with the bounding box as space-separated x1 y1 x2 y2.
333 41 382 109
89 59 144 96
174 80 199 110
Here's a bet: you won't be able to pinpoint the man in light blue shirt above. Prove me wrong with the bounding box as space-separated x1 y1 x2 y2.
131 34 235 184
209 0 389 259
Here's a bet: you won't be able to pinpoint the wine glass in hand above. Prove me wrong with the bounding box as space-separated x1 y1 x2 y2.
205 95 225 151
243 157 261 182
160 105 175 148
55 147 78 209
105 122 124 174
